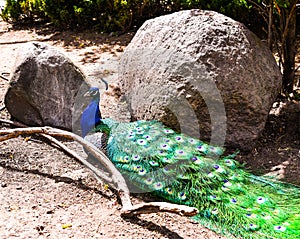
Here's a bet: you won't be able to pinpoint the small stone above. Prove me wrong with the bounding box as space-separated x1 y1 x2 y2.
1 182 7 187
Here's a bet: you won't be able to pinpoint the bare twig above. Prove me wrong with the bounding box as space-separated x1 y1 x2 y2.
281 0 298 46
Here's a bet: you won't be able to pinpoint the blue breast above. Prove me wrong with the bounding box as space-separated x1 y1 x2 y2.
80 99 101 137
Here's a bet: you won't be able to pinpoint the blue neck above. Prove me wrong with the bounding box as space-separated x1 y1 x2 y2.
80 98 102 137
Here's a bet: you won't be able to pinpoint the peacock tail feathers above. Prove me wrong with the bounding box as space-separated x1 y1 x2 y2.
81 88 300 239
86 118 300 239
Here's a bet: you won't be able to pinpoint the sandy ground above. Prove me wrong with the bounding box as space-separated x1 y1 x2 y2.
0 18 299 239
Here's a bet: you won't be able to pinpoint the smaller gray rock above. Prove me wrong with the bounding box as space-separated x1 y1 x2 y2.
5 42 87 130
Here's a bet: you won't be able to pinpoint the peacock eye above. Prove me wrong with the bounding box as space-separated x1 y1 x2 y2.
154 182 164 190
137 139 147 145
191 157 198 161
175 149 186 156
274 225 286 232
249 224 258 230
161 143 170 150
164 129 174 134
178 192 186 200
144 177 153 185
189 139 195 143
149 161 159 166
175 136 183 142
166 187 173 194
132 155 140 161
138 168 147 176
211 208 218 214
256 197 266 204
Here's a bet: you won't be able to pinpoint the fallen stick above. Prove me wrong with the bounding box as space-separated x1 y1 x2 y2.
0 125 131 209
121 202 198 217
0 122 198 217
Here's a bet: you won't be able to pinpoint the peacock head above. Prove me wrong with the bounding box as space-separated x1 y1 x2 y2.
83 87 101 99
83 78 108 100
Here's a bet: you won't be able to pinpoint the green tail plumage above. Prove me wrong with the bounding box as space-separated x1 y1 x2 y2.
87 118 300 239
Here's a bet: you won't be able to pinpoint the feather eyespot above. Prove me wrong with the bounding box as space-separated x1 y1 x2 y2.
128 134 135 139
138 168 147 176
224 159 235 166
144 178 153 185
188 138 197 144
132 155 141 161
209 195 217 200
191 156 202 164
231 198 237 203
175 149 186 156
256 197 267 204
161 143 170 150
137 139 147 145
248 224 258 231
162 157 171 163
263 214 272 220
143 135 152 140
149 161 159 166
223 181 232 187
178 192 186 200
211 208 218 215
246 213 257 219
121 156 129 163
158 150 168 156
164 129 174 134
163 167 170 172
221 185 230 191
274 225 286 232
153 182 164 190
209 146 223 155
175 136 184 142
165 187 173 194
196 145 208 153
213 165 224 173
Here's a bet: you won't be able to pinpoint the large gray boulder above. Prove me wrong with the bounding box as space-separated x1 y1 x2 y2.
5 42 86 130
117 10 282 151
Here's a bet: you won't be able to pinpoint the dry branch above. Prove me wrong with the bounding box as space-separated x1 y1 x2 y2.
0 123 199 217
121 202 198 217
0 125 131 208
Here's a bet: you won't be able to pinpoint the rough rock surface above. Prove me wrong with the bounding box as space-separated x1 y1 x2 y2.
117 9 282 151
5 42 87 130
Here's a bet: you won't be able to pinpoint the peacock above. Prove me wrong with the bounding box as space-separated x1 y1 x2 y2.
80 87 300 239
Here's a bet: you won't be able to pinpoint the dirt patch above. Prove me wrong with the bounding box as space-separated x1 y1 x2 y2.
0 19 299 239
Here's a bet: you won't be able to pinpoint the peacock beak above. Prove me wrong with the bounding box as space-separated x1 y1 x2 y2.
83 91 93 97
